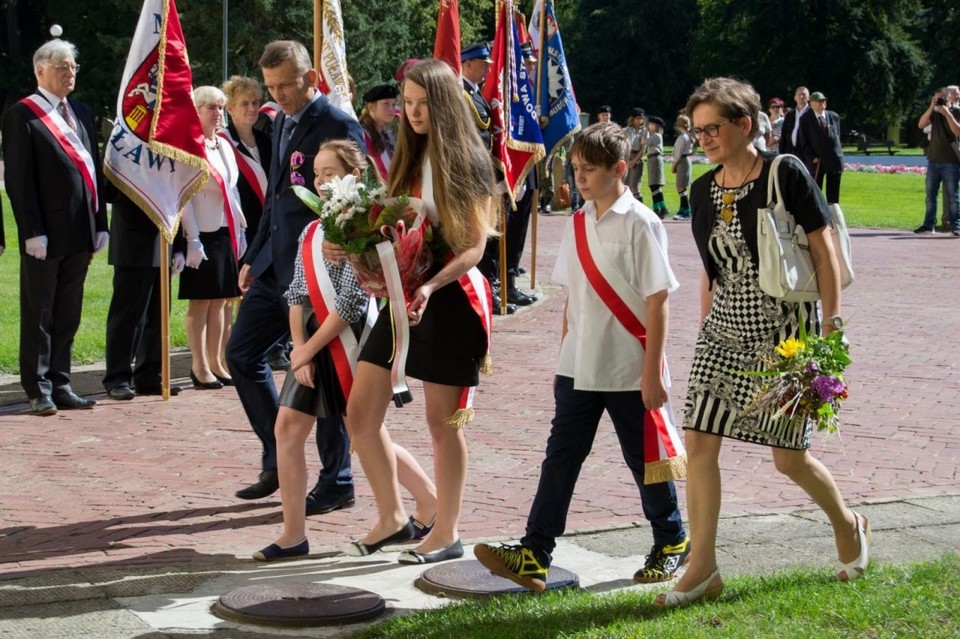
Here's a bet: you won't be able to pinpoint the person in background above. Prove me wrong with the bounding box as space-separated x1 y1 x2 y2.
915 85 960 235
2 39 108 416
359 83 399 182
671 114 694 219
645 116 669 218
178 86 246 391
624 107 647 201
800 91 844 204
596 104 612 124
102 189 183 400
778 86 809 156
767 97 785 150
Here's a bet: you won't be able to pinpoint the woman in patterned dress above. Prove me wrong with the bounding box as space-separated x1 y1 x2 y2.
656 77 870 607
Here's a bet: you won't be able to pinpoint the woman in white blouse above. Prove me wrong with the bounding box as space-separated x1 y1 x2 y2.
178 86 246 390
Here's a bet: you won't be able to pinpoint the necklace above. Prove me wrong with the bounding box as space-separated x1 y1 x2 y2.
719 153 760 224
205 137 220 151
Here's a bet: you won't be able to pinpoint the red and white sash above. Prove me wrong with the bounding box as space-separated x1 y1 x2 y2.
572 211 686 484
20 95 99 215
218 131 267 207
363 130 390 182
205 142 242 259
302 220 372 399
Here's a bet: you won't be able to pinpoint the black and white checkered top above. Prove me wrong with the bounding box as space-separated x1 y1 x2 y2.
682 180 819 450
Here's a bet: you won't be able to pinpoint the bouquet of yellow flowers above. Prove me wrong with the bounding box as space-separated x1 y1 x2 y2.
293 173 432 299
738 322 852 433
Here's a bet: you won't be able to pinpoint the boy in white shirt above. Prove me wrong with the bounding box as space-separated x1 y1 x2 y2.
474 123 688 591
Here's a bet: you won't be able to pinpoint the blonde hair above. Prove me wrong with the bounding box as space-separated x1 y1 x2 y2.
221 75 262 107
675 114 691 131
388 60 496 252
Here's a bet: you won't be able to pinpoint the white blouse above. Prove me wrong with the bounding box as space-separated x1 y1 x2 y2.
180 137 246 239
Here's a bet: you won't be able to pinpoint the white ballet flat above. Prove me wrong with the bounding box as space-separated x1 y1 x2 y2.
837 512 872 582
654 568 723 608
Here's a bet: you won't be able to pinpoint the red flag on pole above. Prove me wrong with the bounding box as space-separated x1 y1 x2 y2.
433 0 462 75
483 0 545 208
103 0 207 241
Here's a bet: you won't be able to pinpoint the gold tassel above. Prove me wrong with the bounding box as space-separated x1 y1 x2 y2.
481 353 493 375
444 407 475 429
644 454 688 485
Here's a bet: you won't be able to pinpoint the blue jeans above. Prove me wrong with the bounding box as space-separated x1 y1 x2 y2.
924 162 960 229
521 376 685 562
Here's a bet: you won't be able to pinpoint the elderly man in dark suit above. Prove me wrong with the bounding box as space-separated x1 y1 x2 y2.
2 39 108 416
226 40 365 511
778 85 810 157
800 91 844 204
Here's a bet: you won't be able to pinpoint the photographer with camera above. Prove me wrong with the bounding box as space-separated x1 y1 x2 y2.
915 86 960 236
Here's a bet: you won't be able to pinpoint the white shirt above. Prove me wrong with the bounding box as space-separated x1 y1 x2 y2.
552 189 679 391
791 104 809 147
181 138 245 238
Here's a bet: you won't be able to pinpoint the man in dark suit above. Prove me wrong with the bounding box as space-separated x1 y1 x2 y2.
778 86 810 157
800 91 844 204
2 40 108 416
101 189 183 400
226 40 365 511
462 40 517 314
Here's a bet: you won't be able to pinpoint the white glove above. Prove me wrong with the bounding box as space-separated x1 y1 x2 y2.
25 235 48 260
171 252 185 275
185 237 207 269
496 179 509 195
516 183 528 201
237 233 248 259
94 231 109 253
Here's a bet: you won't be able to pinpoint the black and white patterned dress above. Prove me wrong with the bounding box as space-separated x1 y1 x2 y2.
683 180 819 450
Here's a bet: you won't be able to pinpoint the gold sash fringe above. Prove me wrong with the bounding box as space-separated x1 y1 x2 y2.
644 454 687 485
480 353 493 375
445 407 475 429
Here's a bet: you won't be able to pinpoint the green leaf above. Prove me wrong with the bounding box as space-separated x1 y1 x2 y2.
292 185 324 215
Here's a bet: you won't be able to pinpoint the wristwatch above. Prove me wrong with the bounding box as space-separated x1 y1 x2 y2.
825 315 845 330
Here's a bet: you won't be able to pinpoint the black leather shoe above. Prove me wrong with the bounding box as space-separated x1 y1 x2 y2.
190 370 223 390
305 487 356 515
518 266 527 274
214 374 235 386
52 391 96 410
235 470 279 500
491 293 517 315
30 396 57 416
107 385 136 401
136 384 182 396
507 287 538 306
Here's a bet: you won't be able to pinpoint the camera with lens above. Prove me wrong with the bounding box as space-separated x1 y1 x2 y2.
935 97 947 106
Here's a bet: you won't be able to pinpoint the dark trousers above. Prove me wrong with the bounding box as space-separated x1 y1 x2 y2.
226 277 352 490
19 252 90 399
521 375 684 561
103 265 162 391
815 170 842 204
507 186 534 276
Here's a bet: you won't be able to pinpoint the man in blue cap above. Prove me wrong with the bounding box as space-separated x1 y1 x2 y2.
462 40 517 314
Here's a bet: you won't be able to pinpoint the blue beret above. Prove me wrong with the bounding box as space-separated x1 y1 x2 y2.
461 41 493 63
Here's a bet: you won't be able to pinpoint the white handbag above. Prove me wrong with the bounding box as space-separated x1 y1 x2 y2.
756 154 854 302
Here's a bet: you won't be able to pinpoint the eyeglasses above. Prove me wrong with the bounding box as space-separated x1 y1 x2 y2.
290 150 306 186
51 63 80 74
769 105 782 110
691 121 731 139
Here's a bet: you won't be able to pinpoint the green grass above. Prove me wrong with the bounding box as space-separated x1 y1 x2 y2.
0 190 188 373
0 165 927 373
359 554 960 639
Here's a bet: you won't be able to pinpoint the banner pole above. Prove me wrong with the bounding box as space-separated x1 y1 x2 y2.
530 187 539 289
313 0 322 72
160 235 171 400
499 198 508 315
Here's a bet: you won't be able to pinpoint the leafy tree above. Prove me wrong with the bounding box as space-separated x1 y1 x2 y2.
693 0 929 135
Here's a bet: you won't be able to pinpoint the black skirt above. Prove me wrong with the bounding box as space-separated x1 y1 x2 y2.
178 228 241 300
359 278 487 388
278 302 352 418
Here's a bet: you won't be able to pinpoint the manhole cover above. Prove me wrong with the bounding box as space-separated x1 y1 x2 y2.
212 583 386 627
416 559 579 599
